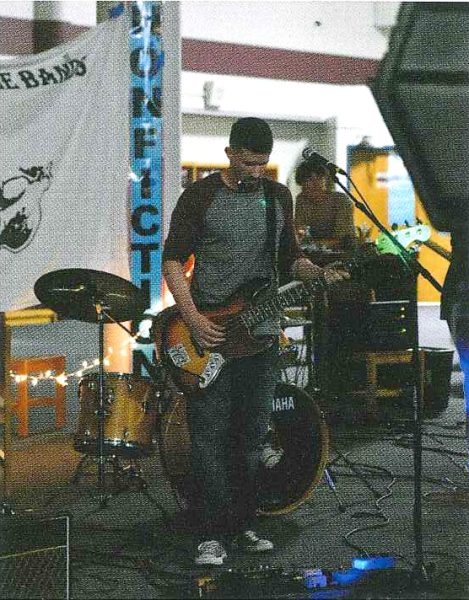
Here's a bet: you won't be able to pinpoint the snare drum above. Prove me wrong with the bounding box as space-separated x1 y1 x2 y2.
74 372 157 457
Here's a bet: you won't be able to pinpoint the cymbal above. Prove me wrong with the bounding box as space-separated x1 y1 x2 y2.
34 268 147 323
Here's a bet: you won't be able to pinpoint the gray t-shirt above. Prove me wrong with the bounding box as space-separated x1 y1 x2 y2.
190 184 284 334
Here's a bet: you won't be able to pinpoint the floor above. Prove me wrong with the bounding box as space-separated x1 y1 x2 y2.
2 305 469 599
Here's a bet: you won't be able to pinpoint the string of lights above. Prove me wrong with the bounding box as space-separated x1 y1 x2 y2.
9 331 143 387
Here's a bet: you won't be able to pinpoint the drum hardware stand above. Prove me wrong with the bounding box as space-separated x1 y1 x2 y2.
303 299 349 512
323 466 346 513
85 297 166 508
77 302 162 509
305 293 387 515
93 307 164 387
70 304 166 512
94 300 108 506
72 452 116 487
333 172 443 585
72 452 156 497
69 451 165 521
33 269 149 510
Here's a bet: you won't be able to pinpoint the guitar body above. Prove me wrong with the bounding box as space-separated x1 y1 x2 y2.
160 291 273 390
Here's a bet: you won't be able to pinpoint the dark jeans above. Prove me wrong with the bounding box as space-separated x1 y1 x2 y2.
186 342 278 537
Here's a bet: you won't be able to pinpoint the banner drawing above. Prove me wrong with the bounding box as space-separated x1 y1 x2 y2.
0 16 130 311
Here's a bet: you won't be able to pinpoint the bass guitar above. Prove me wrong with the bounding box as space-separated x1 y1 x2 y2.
376 223 452 262
421 238 452 262
159 270 348 390
375 224 431 255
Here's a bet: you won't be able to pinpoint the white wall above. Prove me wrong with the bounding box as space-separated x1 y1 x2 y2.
181 113 330 184
0 1 34 19
181 71 394 176
179 2 398 178
0 1 400 58
182 133 307 185
50 2 97 26
0 1 97 25
1 1 397 186
181 1 399 59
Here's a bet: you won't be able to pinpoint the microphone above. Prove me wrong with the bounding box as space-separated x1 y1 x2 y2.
301 147 347 176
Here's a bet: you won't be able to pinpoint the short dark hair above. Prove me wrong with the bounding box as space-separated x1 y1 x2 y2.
229 117 273 154
295 157 328 185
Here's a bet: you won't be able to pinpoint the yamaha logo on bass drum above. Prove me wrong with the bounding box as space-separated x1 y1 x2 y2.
272 395 295 412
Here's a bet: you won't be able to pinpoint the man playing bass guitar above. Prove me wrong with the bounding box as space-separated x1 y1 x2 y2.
162 118 348 566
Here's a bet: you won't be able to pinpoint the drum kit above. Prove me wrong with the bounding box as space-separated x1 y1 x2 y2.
33 268 330 513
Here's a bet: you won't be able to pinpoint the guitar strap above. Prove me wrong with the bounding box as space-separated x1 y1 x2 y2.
265 191 277 270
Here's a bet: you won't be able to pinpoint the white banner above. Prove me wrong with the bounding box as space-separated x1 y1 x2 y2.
0 16 130 311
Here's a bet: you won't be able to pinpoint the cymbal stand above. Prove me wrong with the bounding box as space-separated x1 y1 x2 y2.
95 300 108 507
75 302 163 512
72 453 158 504
92 299 141 506
97 307 163 386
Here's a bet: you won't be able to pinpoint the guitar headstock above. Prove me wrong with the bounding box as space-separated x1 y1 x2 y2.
376 223 431 255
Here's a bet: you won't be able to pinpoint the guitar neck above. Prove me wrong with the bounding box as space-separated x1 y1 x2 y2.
422 239 452 261
238 279 323 329
232 256 358 330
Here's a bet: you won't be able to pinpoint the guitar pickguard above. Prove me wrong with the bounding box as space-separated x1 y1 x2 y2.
167 343 191 368
167 339 225 388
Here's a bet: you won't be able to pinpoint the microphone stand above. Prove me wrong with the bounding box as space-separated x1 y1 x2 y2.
332 173 441 585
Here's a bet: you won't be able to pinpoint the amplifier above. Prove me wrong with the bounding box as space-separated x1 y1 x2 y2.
364 300 413 350
0 513 70 600
327 300 413 351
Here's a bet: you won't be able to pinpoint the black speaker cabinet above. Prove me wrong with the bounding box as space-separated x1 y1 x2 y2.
0 513 70 600
372 2 469 230
327 299 413 352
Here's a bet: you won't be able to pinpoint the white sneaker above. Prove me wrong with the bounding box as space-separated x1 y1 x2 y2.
261 444 284 468
195 540 227 566
233 530 274 553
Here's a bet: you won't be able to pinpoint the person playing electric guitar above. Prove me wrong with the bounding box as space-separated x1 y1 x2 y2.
162 118 348 566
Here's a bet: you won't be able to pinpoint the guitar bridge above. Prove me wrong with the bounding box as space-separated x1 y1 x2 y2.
199 353 225 388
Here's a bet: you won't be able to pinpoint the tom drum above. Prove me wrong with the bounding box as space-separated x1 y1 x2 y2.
75 372 157 457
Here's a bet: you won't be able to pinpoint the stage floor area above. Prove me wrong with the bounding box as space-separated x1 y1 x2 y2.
1 388 469 599
1 305 469 599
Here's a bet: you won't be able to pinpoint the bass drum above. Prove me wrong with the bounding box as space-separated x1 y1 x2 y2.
159 382 329 516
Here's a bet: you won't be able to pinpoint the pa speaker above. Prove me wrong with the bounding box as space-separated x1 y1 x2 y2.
371 2 469 231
